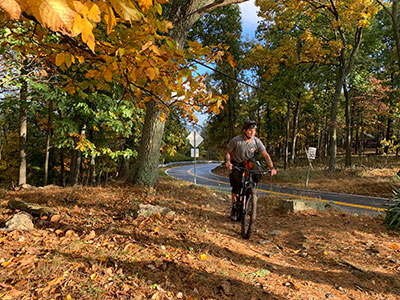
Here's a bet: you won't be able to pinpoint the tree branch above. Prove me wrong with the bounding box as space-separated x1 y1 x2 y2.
376 0 392 17
195 0 249 15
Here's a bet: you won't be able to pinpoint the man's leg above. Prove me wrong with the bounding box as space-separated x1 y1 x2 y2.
231 193 238 204
229 169 242 220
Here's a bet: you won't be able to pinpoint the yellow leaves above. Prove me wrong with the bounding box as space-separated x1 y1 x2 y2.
146 67 157 80
1 261 12 267
104 69 113 82
390 243 399 250
29 0 75 35
200 254 207 260
116 48 126 57
55 52 66 66
150 45 161 56
47 275 65 286
226 53 236 69
109 0 140 21
2 0 104 52
0 0 22 19
138 0 152 11
55 52 77 67
104 5 117 34
72 13 95 52
64 295 73 300
87 2 100 22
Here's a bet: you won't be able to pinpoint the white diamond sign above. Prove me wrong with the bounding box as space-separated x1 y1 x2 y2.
187 131 203 148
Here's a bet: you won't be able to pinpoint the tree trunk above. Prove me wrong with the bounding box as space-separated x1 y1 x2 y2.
284 99 291 169
18 66 28 186
328 67 345 171
130 100 166 185
329 27 363 171
290 98 300 163
60 151 65 186
360 116 365 156
69 125 85 186
389 0 400 71
89 155 96 186
118 159 130 179
344 82 352 167
128 0 249 186
44 101 53 186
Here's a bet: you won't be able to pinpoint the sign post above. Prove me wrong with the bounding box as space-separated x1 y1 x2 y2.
187 130 203 184
306 147 316 187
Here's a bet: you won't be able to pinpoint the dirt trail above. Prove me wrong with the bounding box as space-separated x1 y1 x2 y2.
0 178 399 299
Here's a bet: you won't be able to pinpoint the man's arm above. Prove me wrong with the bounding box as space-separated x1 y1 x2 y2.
261 150 277 176
225 146 233 170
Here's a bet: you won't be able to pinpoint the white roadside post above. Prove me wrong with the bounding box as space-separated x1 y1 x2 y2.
187 130 203 184
306 147 317 187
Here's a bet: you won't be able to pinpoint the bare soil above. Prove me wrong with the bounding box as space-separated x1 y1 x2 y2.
0 175 399 300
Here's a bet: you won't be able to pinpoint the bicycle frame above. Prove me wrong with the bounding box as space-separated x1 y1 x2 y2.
232 164 270 239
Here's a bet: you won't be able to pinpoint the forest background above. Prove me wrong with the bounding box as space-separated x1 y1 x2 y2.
0 0 399 191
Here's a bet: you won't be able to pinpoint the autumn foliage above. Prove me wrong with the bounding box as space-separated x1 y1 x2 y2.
0 0 227 122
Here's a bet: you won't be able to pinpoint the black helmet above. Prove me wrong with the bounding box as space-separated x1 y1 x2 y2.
243 119 257 130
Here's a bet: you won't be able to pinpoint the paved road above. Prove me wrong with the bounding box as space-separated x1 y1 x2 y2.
165 163 390 216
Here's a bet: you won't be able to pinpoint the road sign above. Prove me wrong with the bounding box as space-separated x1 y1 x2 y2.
307 147 317 160
191 148 199 158
187 131 203 148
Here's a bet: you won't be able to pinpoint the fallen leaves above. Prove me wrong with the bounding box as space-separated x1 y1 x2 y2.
0 181 399 300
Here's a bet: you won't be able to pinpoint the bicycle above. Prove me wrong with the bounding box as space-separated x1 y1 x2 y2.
231 164 270 239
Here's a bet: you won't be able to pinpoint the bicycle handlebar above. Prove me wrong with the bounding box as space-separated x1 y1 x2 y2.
232 164 271 175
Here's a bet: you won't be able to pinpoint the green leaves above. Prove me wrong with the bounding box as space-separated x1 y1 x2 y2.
384 181 400 231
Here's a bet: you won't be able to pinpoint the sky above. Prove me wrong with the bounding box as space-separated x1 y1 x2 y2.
239 0 261 39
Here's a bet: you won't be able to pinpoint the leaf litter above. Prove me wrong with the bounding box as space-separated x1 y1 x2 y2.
0 177 399 300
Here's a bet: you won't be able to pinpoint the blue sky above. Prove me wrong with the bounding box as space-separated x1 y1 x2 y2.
239 0 261 39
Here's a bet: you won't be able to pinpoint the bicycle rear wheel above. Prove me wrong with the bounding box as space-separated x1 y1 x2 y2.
241 189 257 239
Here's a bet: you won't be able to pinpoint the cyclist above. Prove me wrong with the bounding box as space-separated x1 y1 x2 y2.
225 119 277 218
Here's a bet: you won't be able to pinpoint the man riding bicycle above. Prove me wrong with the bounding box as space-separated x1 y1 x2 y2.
225 119 277 219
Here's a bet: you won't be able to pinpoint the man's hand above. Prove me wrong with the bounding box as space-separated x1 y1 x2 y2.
271 168 277 176
226 162 232 170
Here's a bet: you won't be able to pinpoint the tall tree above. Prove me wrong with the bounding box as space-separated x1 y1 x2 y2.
131 0 249 185
254 0 379 170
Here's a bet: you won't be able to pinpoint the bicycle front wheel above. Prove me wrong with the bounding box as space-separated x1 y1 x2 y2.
241 189 257 239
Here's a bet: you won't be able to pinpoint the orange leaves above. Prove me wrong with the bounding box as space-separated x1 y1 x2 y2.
30 0 76 35
145 67 157 80
390 243 399 250
0 0 22 19
138 0 152 11
72 1 100 52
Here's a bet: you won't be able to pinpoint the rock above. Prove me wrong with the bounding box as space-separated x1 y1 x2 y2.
278 199 340 213
14 184 36 191
220 281 232 295
4 213 34 230
136 204 175 218
39 184 62 190
258 239 271 245
8 199 55 217
267 230 282 236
